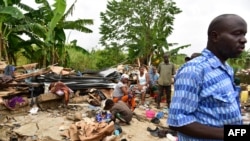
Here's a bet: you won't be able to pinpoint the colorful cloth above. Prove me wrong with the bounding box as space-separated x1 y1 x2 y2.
7 96 25 108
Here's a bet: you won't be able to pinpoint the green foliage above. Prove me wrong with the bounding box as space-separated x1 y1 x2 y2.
0 1 25 63
171 53 187 65
46 0 66 43
64 45 127 71
99 0 185 66
228 49 250 74
0 6 24 20
10 0 94 67
67 47 97 71
94 47 127 69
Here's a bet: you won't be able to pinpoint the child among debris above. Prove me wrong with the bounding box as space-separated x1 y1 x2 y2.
103 99 133 125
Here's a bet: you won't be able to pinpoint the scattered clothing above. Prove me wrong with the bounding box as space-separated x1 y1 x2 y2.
4 65 15 77
3 96 29 110
49 81 73 105
61 121 114 141
96 111 112 122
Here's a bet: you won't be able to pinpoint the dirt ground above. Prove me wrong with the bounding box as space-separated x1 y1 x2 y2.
0 96 174 141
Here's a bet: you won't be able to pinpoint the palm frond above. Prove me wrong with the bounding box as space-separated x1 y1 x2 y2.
13 23 47 39
61 0 77 21
60 20 93 33
16 3 35 12
37 0 52 12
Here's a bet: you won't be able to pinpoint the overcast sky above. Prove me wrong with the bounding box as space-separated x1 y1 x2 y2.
22 0 250 56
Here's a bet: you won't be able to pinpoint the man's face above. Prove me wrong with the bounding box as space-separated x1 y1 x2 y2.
153 68 157 73
122 78 128 83
216 17 247 59
139 67 144 73
163 54 169 63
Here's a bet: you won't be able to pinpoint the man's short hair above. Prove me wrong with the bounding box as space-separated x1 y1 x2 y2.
103 99 114 110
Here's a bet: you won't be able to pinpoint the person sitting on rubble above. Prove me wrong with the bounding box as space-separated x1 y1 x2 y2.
112 74 136 112
135 65 150 107
103 99 133 125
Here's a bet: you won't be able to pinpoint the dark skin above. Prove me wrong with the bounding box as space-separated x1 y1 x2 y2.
169 14 247 139
163 53 169 64
120 78 129 96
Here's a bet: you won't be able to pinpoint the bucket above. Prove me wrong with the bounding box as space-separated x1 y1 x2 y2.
146 110 155 118
240 91 249 103
247 85 250 91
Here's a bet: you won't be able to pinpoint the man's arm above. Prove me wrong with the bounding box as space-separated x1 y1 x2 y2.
157 64 161 74
121 86 128 95
145 73 150 87
172 63 176 75
170 122 224 139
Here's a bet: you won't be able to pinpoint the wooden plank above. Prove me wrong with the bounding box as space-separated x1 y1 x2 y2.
0 83 30 87
0 90 29 97
15 63 38 70
14 68 51 81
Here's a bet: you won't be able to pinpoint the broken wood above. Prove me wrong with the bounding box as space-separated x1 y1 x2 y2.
68 103 89 106
14 68 51 81
0 83 41 88
0 90 29 97
15 63 38 70
88 93 101 105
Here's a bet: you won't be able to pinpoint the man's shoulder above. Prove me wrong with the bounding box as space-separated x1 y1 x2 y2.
116 81 125 87
177 57 208 75
158 62 174 66
169 62 175 67
158 62 165 66
117 100 127 106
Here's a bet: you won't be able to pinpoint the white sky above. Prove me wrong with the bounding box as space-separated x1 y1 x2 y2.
21 0 250 56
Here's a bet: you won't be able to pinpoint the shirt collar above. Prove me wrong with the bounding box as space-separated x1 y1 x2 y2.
201 48 234 77
202 49 225 68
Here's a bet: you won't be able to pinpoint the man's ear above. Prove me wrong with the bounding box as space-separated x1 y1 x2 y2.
210 31 219 42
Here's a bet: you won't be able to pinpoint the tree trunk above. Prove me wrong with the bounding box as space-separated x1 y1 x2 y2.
137 58 140 67
0 35 2 61
3 39 9 63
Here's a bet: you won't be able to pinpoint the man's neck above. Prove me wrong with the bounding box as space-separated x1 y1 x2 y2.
164 61 169 64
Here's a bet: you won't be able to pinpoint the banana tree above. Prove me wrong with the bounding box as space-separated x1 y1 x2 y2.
0 0 24 63
18 0 93 67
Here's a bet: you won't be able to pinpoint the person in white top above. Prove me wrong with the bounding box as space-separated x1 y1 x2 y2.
136 66 150 106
